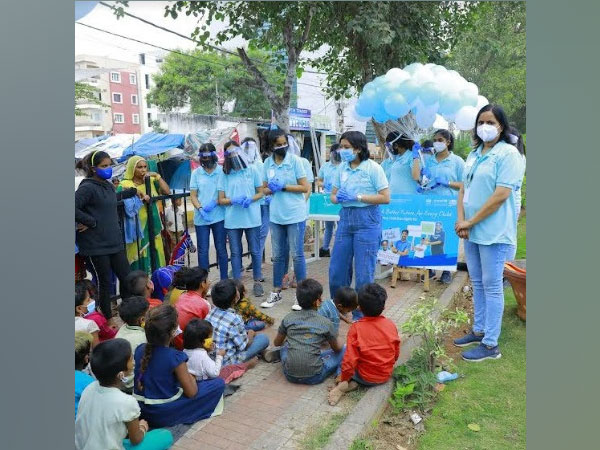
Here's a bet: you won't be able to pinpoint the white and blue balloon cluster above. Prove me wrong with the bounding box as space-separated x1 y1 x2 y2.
353 63 489 131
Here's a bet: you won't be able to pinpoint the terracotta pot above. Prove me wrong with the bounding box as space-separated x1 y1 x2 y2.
504 262 526 321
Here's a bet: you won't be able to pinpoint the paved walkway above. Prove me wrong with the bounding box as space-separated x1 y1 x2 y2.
170 251 449 450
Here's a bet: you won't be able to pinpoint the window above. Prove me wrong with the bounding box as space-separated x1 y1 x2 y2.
113 113 125 124
145 74 150 89
98 92 102 101
147 112 152 127
139 53 146 65
131 94 138 105
147 99 151 108
91 112 102 122
110 72 121 83
112 93 122 104
129 74 137 85
132 114 140 125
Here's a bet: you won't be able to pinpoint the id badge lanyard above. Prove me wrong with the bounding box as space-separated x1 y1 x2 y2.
463 149 489 203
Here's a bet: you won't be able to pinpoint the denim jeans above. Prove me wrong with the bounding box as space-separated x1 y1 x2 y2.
506 244 517 262
259 204 271 260
464 240 511 347
322 221 336 251
283 221 306 276
281 345 346 385
329 205 382 301
270 221 306 288
196 221 229 280
244 319 266 331
227 227 262 281
243 333 269 361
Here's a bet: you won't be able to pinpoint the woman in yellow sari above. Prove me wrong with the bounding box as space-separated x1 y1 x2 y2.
118 156 170 273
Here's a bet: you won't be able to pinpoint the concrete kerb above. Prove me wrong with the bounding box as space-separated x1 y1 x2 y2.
324 271 469 450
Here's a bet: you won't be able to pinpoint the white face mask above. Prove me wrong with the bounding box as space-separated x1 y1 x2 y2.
477 124 500 142
432 142 446 153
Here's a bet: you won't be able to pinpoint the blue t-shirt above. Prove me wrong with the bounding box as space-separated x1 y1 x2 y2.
389 151 418 194
318 162 340 193
380 156 396 182
317 299 340 336
263 153 307 225
422 152 465 197
217 165 262 229
394 239 411 254
332 159 388 208
75 370 95 419
133 345 188 401
428 229 446 255
189 165 225 226
463 141 523 245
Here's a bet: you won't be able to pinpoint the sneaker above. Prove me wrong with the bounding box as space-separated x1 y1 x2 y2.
292 299 302 311
262 347 281 363
281 274 290 290
440 271 452 284
453 332 484 347
260 291 282 308
253 282 264 297
462 343 501 362
319 248 331 257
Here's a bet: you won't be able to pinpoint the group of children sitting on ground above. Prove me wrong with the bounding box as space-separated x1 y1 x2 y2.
75 267 401 450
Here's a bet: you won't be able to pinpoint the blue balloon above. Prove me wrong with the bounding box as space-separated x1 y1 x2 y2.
418 82 440 106
357 90 378 116
398 79 419 105
438 93 462 116
373 109 390 123
384 93 410 118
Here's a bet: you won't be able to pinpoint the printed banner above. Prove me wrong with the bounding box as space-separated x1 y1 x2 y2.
378 194 459 271
308 193 341 218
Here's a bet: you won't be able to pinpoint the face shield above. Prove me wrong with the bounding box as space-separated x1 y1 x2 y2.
223 146 249 174
199 151 218 170
330 148 341 165
384 134 403 159
240 140 259 164
286 135 301 156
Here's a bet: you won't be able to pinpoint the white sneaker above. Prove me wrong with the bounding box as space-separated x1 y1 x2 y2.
292 299 302 311
260 291 282 308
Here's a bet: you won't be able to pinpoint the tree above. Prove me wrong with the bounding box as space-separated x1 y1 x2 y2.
147 48 290 120
446 1 526 131
75 81 107 116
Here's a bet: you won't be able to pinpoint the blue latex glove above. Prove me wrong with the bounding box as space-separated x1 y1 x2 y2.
241 197 253 208
435 175 449 187
264 195 272 205
336 188 357 203
437 371 459 383
420 166 432 180
203 198 218 213
324 182 332 193
231 195 247 206
199 208 212 222
268 178 285 193
411 142 422 159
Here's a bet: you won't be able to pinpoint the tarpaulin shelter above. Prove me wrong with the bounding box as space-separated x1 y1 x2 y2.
119 133 185 161
75 134 140 160
75 135 109 154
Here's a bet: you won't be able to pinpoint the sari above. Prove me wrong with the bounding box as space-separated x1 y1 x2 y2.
117 156 166 273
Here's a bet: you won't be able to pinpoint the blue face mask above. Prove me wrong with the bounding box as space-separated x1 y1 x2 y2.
86 300 96 315
95 166 113 180
339 148 357 162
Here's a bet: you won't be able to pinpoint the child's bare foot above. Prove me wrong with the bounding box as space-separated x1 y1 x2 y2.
245 357 259 369
328 380 359 406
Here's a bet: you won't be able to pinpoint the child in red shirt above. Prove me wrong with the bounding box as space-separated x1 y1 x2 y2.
77 280 118 341
328 283 400 405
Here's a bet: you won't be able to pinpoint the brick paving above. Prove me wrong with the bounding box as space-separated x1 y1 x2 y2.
168 236 450 450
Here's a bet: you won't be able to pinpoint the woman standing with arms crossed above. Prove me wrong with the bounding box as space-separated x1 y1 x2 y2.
454 104 524 361
118 156 171 274
330 131 390 320
75 151 146 318
259 130 309 308
189 143 229 280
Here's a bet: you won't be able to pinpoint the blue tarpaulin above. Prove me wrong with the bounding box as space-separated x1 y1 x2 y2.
168 160 192 191
119 133 186 161
75 135 109 155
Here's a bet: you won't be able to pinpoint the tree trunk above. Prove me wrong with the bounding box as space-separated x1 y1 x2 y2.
371 120 389 160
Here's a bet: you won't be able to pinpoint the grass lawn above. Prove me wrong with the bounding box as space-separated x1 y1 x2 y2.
417 289 526 450
516 214 526 259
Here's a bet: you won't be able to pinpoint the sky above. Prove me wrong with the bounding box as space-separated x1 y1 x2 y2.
75 1 364 132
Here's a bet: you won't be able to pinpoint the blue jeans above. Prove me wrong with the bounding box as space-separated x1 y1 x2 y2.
281 345 346 385
259 204 270 260
329 205 382 301
506 244 517 262
322 221 335 251
244 319 266 331
464 240 511 347
283 221 306 275
195 222 228 280
243 333 269 361
227 227 262 281
271 221 306 288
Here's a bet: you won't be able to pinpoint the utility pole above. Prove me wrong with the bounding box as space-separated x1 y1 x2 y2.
215 80 222 116
335 101 345 136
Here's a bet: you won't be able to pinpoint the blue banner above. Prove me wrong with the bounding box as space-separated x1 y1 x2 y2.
378 194 459 271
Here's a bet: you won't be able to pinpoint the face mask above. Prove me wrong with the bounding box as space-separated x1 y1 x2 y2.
203 337 213 351
339 148 357 162
95 166 113 180
119 371 134 385
432 142 447 153
273 145 288 157
476 124 500 142
201 159 216 169
173 326 183 337
86 300 96 315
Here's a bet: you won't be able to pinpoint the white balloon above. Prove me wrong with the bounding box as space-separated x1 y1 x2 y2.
404 62 424 75
433 114 448 130
455 106 479 131
385 68 411 84
464 82 479 97
476 95 489 110
412 67 435 85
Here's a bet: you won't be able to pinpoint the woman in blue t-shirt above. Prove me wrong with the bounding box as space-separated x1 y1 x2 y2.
453 104 524 362
330 131 390 320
